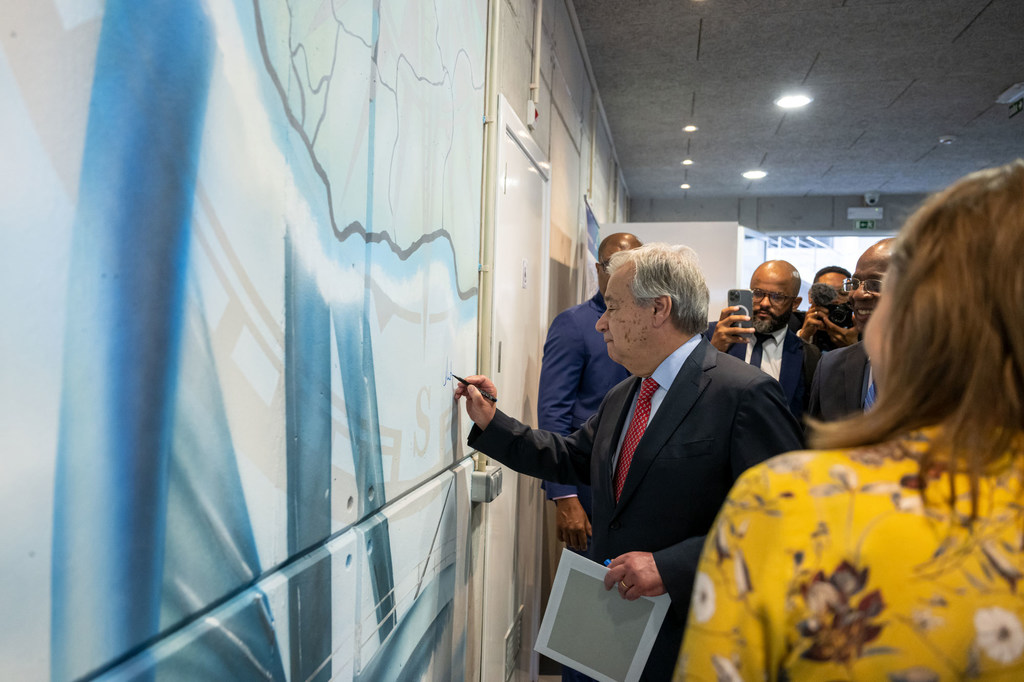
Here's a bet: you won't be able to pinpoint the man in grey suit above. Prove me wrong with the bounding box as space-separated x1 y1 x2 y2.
808 238 894 420
455 243 802 680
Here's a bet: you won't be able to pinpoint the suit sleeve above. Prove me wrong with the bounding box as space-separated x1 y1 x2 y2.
800 340 822 414
468 409 596 489
677 466 778 680
807 357 824 421
651 373 803 616
537 310 585 499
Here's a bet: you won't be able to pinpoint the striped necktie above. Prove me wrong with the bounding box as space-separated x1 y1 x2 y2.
613 377 659 501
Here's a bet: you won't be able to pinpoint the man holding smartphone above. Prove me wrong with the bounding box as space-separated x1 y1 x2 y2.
706 260 821 422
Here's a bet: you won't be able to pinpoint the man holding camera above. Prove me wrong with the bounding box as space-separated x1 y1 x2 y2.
807 238 894 421
707 260 821 422
797 265 860 352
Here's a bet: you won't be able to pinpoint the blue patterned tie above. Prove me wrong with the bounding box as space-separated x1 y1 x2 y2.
864 380 877 411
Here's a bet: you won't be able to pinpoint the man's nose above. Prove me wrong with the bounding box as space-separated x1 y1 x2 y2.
595 313 607 332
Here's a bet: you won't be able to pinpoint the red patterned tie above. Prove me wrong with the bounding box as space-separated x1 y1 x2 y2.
613 377 659 501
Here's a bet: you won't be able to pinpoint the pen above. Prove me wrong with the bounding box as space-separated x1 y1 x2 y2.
451 374 498 403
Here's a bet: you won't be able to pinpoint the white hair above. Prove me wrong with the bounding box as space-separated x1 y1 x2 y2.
607 242 709 334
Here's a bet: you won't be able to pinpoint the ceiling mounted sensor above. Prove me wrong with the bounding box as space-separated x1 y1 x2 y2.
742 170 767 180
774 94 812 109
938 135 956 145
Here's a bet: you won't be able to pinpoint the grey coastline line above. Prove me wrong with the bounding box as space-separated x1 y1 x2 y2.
252 0 479 302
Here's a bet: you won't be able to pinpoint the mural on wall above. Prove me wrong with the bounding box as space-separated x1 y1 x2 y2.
0 0 484 679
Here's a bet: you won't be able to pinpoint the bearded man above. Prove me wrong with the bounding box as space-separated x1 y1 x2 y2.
707 260 821 422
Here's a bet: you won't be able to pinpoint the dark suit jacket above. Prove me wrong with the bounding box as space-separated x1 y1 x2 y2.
807 341 870 421
538 292 629 517
705 322 821 421
468 338 803 679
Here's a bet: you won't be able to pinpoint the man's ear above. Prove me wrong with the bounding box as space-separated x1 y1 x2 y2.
650 295 673 327
791 296 802 312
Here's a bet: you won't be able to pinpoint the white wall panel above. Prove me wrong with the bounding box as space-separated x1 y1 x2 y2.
610 221 745 317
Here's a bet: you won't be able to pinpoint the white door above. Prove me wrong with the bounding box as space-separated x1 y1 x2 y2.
480 96 550 682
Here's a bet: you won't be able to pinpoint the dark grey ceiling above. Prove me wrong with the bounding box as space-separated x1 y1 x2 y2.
571 0 1024 200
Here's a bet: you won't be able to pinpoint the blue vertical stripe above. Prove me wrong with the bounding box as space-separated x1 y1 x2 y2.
51 0 213 678
284 233 333 680
332 298 396 641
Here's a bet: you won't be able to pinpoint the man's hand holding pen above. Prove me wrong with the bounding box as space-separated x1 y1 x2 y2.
452 374 499 430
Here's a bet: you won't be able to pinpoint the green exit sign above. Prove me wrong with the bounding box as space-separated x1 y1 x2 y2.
855 219 876 230
1010 98 1023 118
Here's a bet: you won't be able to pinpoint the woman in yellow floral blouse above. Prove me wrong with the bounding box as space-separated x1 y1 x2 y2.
676 160 1024 681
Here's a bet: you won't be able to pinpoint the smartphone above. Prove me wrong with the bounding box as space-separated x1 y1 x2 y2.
727 289 753 328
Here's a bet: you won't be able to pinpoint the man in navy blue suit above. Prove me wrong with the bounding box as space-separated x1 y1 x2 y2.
706 260 820 423
537 232 641 682
539 233 642 558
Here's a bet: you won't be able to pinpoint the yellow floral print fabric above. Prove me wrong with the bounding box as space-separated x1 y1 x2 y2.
675 432 1024 681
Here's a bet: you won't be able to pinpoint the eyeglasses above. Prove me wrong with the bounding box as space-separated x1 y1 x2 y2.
751 289 795 305
842 278 883 294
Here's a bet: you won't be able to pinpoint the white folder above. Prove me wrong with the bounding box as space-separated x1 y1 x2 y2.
534 548 671 682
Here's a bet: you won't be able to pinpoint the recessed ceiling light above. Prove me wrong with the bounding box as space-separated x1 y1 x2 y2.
775 94 812 109
742 170 767 180
680 183 691 189
681 159 694 165
682 125 698 132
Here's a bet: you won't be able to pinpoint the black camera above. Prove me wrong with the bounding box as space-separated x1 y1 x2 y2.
808 282 855 329
827 302 855 328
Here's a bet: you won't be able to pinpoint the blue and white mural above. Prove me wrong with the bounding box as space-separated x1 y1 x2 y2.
0 0 484 678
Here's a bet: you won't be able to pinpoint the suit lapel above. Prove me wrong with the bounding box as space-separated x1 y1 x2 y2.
843 344 868 411
614 339 713 511
777 331 802 405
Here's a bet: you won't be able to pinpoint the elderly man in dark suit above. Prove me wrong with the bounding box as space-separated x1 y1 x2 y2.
455 243 802 680
808 238 894 421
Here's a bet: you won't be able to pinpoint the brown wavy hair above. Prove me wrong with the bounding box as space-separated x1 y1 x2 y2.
810 159 1024 516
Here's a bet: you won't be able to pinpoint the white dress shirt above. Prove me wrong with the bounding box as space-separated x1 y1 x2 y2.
611 333 703 470
742 325 788 381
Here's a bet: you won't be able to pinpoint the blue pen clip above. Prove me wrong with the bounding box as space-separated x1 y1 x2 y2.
603 559 611 567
